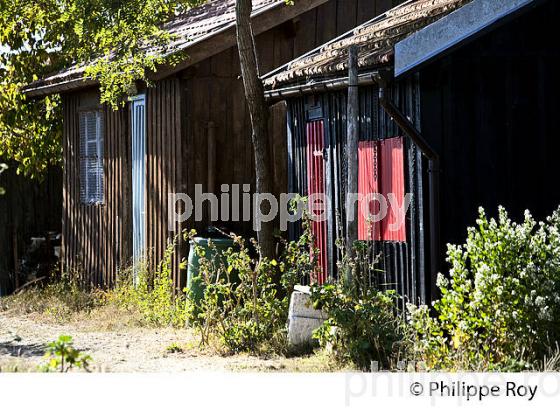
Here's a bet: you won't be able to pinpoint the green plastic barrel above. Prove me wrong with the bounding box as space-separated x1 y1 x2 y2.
186 236 236 304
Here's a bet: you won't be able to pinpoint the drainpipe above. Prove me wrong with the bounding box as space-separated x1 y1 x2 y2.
375 77 440 302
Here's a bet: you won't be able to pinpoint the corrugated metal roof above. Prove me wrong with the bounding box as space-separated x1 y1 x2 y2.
263 0 472 88
23 0 284 96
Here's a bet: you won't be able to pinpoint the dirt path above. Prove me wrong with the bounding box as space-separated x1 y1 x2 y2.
0 313 329 372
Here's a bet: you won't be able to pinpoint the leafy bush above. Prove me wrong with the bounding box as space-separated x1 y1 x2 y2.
186 232 288 353
40 335 92 372
408 206 560 371
310 244 405 370
311 285 404 370
185 216 315 354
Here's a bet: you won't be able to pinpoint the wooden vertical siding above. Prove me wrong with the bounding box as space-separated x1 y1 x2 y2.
62 80 185 289
62 92 131 287
419 0 560 269
146 77 185 290
183 0 403 236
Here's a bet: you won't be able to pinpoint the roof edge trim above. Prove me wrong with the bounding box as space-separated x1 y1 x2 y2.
394 0 539 77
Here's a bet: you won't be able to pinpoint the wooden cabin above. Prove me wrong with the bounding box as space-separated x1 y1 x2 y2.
262 0 559 303
23 0 406 289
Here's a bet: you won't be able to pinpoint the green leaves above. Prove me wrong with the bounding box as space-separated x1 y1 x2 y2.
1 0 202 177
114 234 187 327
408 206 560 371
41 335 92 372
183 225 311 353
311 280 403 370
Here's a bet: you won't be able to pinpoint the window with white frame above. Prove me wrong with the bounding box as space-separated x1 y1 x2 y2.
79 110 104 204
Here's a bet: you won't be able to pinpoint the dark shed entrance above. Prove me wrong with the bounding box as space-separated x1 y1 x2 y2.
417 0 560 266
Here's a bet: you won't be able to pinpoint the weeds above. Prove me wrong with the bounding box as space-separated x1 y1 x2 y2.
186 231 290 353
0 241 185 329
185 200 316 354
165 342 184 354
40 335 92 372
0 271 103 322
310 238 406 370
107 237 187 328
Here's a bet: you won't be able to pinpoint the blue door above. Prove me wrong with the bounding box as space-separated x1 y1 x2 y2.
131 95 146 277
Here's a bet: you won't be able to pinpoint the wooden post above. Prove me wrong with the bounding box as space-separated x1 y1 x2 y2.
345 46 359 282
207 121 216 227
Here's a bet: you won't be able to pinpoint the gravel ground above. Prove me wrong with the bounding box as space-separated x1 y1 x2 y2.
0 312 335 372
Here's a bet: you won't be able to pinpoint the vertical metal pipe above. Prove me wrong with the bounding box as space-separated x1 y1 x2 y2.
345 46 359 281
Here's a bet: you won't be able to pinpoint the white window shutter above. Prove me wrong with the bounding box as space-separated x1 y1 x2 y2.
79 110 104 204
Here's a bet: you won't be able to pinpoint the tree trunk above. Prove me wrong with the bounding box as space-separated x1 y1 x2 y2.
235 0 275 260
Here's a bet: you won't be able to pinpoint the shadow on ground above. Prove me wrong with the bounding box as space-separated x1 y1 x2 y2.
0 342 46 358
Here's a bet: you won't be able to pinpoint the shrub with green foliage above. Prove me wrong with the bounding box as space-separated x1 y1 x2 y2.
311 284 404 371
185 208 316 354
407 206 560 371
310 243 405 370
40 335 92 372
186 231 300 353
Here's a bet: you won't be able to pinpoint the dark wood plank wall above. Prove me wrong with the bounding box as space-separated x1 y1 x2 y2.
61 0 405 287
183 0 403 235
419 0 560 268
62 92 131 287
0 165 62 294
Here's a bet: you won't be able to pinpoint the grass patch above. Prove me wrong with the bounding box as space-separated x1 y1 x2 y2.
1 274 102 321
0 273 144 330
